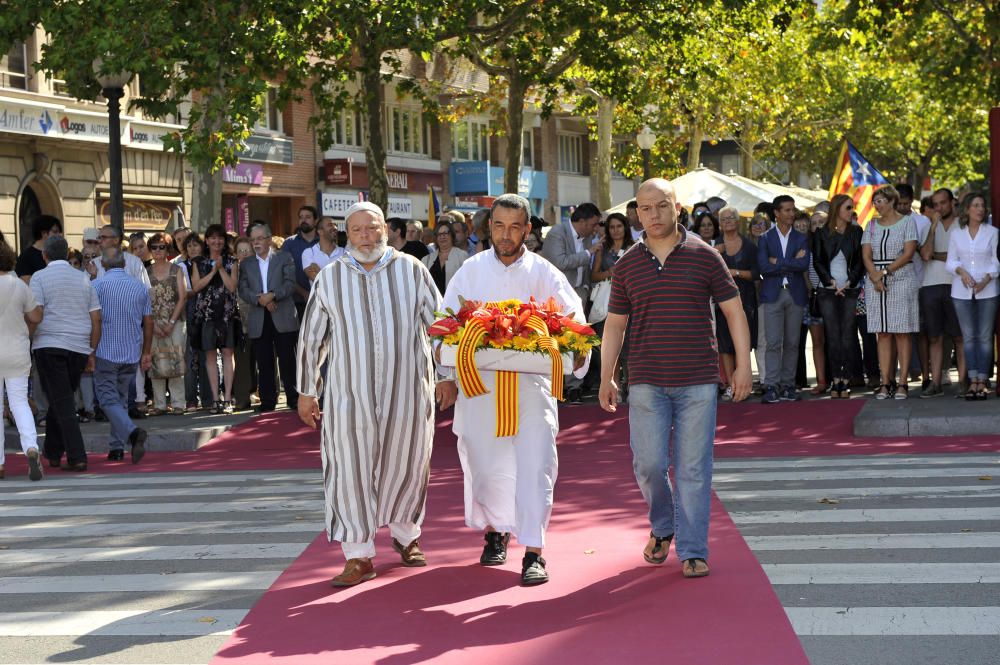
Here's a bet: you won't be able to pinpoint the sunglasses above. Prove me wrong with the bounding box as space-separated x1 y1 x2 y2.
149 244 167 250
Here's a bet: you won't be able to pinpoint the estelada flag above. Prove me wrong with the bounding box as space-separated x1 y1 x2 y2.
829 140 888 228
427 186 441 229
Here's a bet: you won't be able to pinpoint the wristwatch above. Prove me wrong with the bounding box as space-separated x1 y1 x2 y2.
168 318 177 324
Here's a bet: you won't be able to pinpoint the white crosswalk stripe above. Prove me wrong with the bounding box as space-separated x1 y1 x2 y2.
719 453 1000 665
0 469 323 661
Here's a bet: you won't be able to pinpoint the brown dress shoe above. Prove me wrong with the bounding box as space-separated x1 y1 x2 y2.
330 558 375 587
60 461 88 472
392 538 427 567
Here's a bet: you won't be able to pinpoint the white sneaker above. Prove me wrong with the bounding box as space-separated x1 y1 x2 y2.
721 386 734 402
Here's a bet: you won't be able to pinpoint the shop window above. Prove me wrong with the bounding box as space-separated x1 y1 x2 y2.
452 118 490 162
0 41 27 90
558 134 584 174
255 87 283 134
521 129 534 168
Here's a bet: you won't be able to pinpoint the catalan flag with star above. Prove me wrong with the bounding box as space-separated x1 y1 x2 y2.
828 140 888 227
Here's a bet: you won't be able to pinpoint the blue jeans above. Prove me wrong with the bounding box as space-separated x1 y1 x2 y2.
94 358 138 451
952 296 999 381
628 382 717 561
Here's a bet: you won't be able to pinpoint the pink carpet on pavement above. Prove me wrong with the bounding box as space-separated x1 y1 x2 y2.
209 406 811 665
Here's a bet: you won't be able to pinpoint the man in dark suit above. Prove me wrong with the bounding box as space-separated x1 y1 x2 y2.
238 223 299 412
757 195 810 404
541 202 600 403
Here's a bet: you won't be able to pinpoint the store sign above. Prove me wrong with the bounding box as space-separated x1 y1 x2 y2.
324 159 352 185
97 198 174 230
386 170 408 190
449 160 490 195
221 163 264 185
320 193 412 219
238 134 294 164
450 160 547 199
128 122 174 151
0 98 181 150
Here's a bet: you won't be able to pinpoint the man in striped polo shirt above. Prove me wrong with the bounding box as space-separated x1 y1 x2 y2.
93 249 153 464
599 178 751 579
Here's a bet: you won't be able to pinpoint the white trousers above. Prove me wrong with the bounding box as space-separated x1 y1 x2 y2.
1 376 38 466
341 522 421 560
454 372 559 549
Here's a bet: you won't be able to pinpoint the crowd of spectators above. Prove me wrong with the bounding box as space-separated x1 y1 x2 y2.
1 185 995 479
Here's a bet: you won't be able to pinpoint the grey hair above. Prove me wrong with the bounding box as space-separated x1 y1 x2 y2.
101 224 122 239
490 193 530 224
43 235 69 261
718 206 740 220
102 247 126 269
251 223 273 238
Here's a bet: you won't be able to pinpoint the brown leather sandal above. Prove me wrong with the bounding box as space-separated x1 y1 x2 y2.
682 558 710 578
643 531 673 565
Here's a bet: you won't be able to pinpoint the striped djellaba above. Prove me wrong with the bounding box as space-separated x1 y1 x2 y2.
296 249 442 544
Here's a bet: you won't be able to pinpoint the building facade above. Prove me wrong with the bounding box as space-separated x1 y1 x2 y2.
0 29 188 250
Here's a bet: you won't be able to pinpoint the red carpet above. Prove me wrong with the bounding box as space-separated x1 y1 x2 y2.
210 416 809 665
0 411 320 477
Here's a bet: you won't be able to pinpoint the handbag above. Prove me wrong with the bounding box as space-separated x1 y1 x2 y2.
588 279 612 324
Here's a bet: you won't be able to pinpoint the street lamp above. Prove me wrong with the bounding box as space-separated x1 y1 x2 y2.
636 125 656 181
93 57 133 237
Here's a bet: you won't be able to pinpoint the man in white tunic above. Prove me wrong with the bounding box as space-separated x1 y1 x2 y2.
297 202 456 587
440 193 586 586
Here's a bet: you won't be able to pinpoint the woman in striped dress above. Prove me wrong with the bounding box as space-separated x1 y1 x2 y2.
861 185 919 399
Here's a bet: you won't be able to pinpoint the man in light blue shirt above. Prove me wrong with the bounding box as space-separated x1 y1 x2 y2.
93 249 153 463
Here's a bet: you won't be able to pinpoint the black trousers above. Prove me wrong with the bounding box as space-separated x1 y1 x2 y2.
252 311 298 410
818 290 859 379
34 348 89 464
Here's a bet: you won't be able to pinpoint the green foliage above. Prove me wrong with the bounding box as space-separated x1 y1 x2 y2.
0 0 310 170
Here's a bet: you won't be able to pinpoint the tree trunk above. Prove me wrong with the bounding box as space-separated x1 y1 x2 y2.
740 119 754 177
593 96 615 210
686 121 703 172
360 39 388 212
788 161 801 187
190 164 222 232
503 74 527 195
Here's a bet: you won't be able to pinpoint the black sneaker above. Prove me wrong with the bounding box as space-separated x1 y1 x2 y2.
129 428 147 465
480 531 510 566
521 552 549 586
107 449 125 462
567 389 583 405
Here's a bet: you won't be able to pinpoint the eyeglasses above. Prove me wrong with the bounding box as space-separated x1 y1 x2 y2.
149 244 167 250
436 233 451 238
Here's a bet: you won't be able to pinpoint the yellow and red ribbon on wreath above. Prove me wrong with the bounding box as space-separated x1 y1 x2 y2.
429 297 598 438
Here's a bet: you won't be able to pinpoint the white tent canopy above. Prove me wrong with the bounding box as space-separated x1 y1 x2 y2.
608 167 827 216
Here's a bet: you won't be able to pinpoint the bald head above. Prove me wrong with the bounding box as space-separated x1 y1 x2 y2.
637 178 677 200
635 178 681 240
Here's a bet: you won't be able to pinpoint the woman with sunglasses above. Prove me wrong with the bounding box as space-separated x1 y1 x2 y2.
422 221 467 295
862 185 920 399
813 194 865 398
145 233 187 415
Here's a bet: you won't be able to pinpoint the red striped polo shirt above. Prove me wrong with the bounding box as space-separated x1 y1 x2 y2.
608 229 739 387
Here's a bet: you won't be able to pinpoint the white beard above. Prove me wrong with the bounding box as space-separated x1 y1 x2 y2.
347 238 388 264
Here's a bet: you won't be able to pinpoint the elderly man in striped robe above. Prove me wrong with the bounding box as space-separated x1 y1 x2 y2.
297 202 457 588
